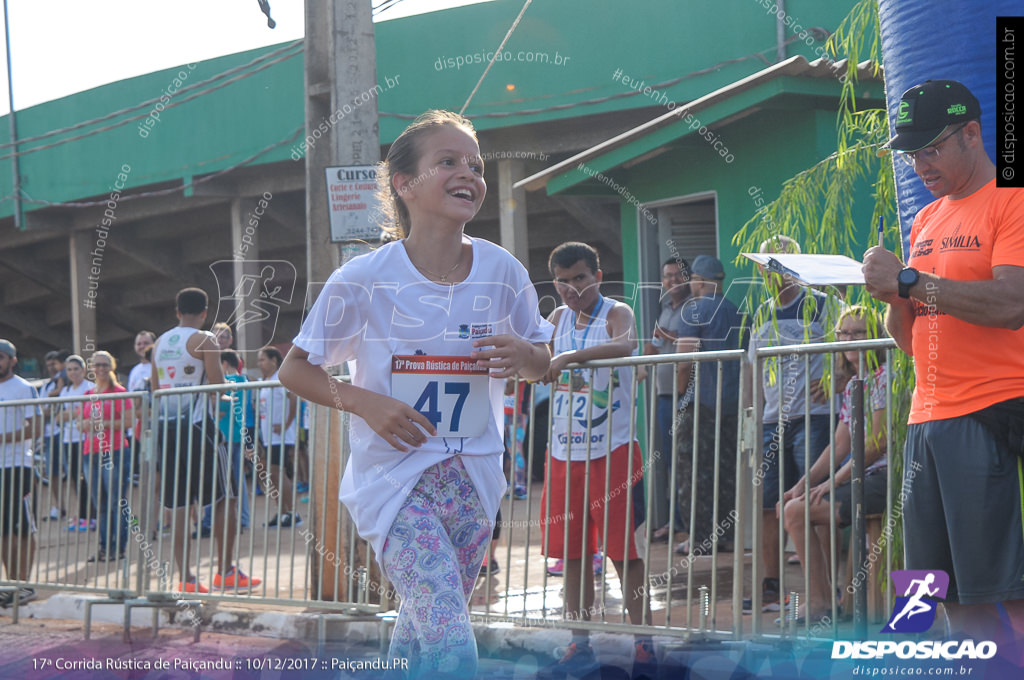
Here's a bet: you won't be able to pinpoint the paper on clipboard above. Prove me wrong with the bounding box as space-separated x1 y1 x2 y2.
741 253 866 286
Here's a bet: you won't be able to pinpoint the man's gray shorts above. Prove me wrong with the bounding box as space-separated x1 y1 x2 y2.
904 416 1024 604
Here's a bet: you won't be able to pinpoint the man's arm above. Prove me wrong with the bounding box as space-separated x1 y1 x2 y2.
189 331 225 385
864 246 1024 331
908 266 1024 329
544 303 637 383
885 300 916 355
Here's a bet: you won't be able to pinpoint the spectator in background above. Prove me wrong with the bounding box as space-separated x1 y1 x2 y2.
45 350 70 398
59 355 96 533
672 255 745 556
126 331 155 490
0 339 40 606
780 306 889 622
152 287 257 593
743 236 841 614
256 346 300 529
503 378 529 500
212 323 233 352
540 242 654 677
40 351 67 521
212 322 245 373
198 350 252 537
643 257 690 543
126 331 155 393
80 351 134 563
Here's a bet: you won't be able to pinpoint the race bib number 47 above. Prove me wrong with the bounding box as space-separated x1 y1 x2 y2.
391 355 490 438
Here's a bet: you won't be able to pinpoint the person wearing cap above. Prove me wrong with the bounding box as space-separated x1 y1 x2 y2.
0 340 40 606
643 256 690 543
863 79 1024 638
670 255 745 556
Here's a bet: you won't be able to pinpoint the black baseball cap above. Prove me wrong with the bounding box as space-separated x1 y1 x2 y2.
884 80 981 153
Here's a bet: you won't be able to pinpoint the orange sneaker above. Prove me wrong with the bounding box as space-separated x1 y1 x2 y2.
177 580 209 594
214 566 261 590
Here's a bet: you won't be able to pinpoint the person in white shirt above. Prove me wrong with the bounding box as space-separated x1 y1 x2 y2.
58 355 95 532
255 346 299 528
126 331 155 393
0 339 40 606
280 110 551 678
151 287 260 594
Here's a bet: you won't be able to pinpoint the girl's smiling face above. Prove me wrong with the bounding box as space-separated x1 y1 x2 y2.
395 125 486 226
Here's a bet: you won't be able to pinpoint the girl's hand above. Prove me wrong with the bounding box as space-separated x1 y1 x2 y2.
471 334 533 379
358 392 436 452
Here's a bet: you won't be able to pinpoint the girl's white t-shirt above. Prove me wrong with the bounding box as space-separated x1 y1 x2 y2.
293 237 553 562
60 380 95 443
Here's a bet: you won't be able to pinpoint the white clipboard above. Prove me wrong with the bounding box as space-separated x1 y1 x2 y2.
741 253 866 286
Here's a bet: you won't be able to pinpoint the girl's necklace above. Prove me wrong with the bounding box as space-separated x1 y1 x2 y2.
411 254 461 283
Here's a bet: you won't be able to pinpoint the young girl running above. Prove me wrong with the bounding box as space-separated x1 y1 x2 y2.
280 110 552 678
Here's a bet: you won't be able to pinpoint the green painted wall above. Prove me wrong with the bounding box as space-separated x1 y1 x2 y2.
0 0 858 219
615 102 878 315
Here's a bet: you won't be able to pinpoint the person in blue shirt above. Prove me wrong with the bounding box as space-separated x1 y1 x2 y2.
199 350 252 536
671 255 745 556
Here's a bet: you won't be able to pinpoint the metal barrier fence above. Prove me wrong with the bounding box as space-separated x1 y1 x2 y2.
0 339 899 644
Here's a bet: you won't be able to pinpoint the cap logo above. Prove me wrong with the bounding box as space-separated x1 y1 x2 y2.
897 99 913 125
947 104 967 116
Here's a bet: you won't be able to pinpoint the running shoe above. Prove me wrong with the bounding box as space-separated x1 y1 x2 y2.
538 641 598 679
214 566 261 591
633 639 658 679
177 580 209 594
546 559 564 577
267 513 302 529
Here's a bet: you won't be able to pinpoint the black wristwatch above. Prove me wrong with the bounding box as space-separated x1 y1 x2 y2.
897 267 919 299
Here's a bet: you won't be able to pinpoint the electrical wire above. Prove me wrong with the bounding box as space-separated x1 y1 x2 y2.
0 40 302 152
398 38 812 121
372 0 407 15
0 43 302 162
459 0 531 115
17 126 303 209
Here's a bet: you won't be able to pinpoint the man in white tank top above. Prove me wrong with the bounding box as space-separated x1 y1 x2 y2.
151 288 258 593
539 242 654 677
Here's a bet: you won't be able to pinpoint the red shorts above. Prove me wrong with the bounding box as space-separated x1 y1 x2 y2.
540 442 643 561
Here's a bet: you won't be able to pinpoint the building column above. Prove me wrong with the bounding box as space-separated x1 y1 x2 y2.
230 196 266 370
498 159 529 268
69 231 98 357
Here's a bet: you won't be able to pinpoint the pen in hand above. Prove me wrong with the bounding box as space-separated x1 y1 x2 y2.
877 216 884 249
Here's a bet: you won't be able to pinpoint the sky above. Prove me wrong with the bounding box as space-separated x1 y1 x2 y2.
0 0 495 114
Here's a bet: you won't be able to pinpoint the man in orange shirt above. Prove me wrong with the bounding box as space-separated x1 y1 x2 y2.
864 80 1024 641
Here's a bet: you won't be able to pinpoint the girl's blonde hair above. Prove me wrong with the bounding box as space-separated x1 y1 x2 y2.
376 110 478 238
836 305 886 375
91 350 122 389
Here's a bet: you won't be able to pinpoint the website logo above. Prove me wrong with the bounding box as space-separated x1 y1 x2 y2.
881 569 949 634
833 568 996 660
208 260 297 346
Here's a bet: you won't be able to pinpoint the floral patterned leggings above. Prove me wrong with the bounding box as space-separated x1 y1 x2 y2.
381 457 492 678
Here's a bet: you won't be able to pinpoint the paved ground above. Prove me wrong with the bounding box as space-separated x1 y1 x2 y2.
8 479 923 679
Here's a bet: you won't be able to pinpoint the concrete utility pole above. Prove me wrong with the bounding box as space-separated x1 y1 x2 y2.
303 0 381 602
